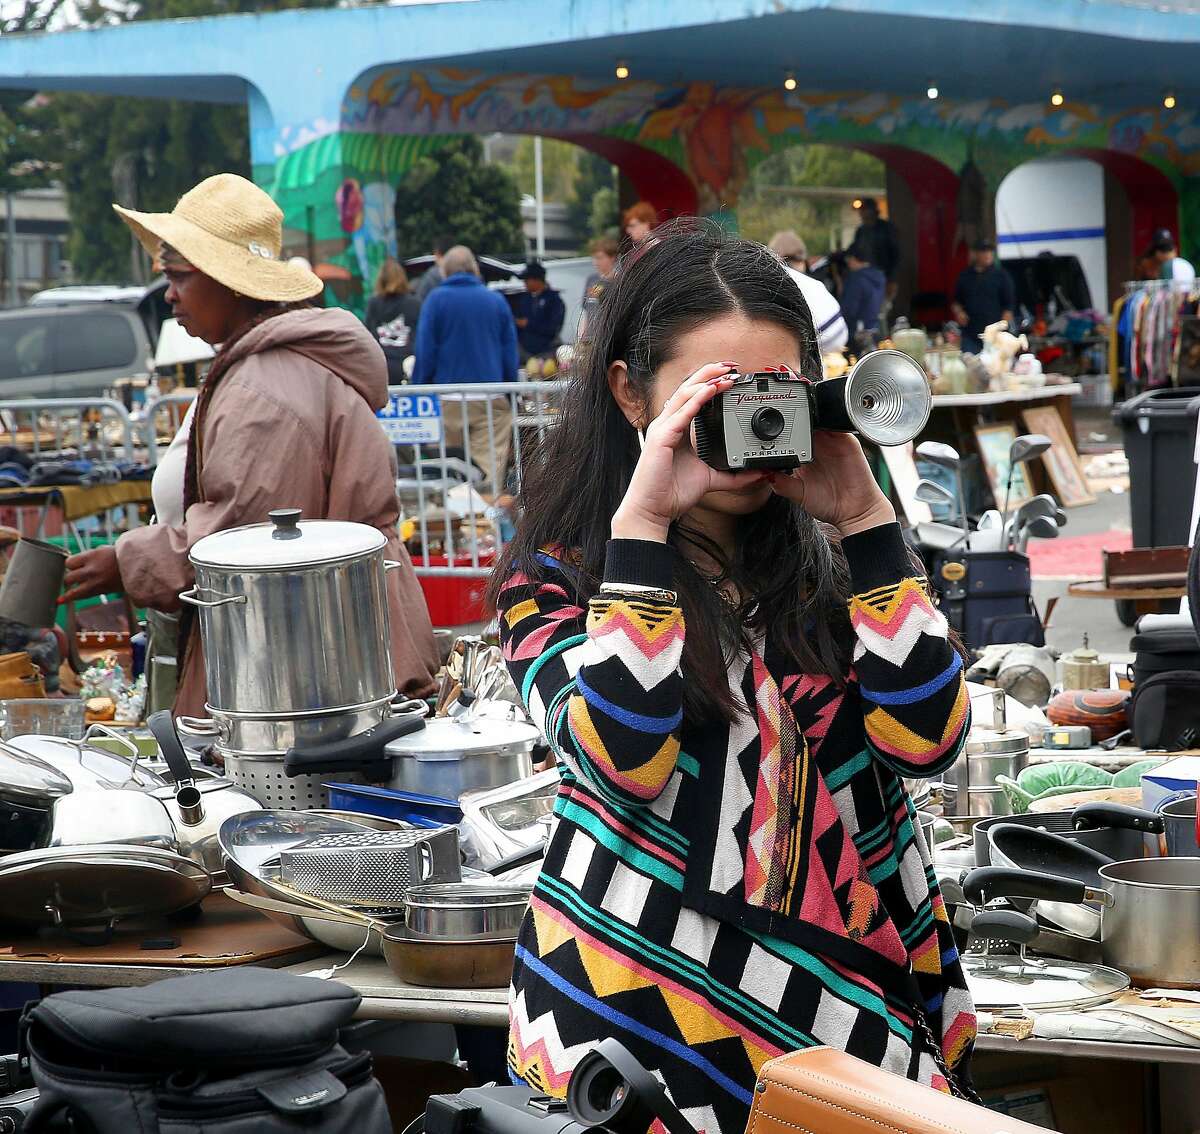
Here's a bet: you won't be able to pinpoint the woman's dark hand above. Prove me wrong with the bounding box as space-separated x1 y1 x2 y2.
611 363 767 543
767 431 896 536
61 546 122 604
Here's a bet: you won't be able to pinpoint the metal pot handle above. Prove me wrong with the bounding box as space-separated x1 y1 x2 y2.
76 724 145 782
387 694 429 720
177 715 221 738
384 560 403 573
179 587 247 609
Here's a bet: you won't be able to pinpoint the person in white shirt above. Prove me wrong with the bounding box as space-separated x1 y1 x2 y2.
767 230 848 362
1152 229 1196 286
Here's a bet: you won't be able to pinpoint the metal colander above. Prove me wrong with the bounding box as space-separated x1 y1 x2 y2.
278 827 461 908
220 752 367 811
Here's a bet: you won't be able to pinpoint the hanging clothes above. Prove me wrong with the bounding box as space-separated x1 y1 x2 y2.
1114 280 1200 397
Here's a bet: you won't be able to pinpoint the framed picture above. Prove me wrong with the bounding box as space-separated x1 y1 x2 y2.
882 441 932 525
974 422 1033 510
1022 405 1095 507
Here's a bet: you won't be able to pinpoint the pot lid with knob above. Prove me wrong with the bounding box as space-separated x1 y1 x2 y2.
384 715 543 761
189 509 386 571
962 909 1129 1012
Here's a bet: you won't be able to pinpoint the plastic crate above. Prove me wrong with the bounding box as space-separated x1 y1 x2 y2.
415 552 495 627
325 782 463 828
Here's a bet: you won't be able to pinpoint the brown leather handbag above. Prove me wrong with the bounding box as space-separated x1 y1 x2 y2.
0 651 45 699
746 1048 1045 1134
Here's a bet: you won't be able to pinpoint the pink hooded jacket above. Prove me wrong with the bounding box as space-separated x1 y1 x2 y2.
116 307 439 718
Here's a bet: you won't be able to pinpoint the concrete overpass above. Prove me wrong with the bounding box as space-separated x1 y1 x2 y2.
0 0 1197 305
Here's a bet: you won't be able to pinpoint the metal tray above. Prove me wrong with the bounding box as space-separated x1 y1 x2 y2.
223 887 392 956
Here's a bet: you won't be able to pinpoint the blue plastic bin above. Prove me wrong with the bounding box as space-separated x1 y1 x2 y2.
325 782 463 827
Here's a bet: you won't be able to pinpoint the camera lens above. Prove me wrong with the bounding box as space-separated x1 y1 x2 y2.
750 406 785 442
568 1055 649 1131
587 1068 628 1114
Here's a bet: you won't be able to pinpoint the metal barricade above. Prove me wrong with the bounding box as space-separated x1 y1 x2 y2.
0 397 139 467
386 381 567 579
136 390 198 466
0 396 147 544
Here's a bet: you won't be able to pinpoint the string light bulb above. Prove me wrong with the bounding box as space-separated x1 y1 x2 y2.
926 84 939 100
783 71 797 92
1050 88 1065 107
615 61 630 80
1165 91 1178 110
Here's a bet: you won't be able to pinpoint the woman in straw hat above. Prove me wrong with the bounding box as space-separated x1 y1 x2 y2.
62 173 439 715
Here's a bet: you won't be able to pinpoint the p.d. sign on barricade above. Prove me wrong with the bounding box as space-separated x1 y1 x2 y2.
377 392 443 444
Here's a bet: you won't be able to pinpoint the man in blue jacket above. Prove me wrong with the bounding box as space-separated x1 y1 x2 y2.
839 243 886 339
412 245 518 385
514 260 565 366
411 245 518 487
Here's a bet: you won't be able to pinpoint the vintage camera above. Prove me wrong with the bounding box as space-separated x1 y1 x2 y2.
693 349 931 471
421 1040 697 1134
0 1052 37 1132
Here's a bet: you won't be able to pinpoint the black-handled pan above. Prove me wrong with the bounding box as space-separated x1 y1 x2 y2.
973 800 1163 866
983 823 1114 936
963 865 1099 908
283 715 427 779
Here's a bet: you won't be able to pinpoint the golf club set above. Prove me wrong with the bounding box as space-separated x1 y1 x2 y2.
910 434 1058 650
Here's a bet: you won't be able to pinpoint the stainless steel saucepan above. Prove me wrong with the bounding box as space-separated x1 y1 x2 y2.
965 861 1200 988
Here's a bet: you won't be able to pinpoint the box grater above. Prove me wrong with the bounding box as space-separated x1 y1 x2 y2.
278 827 460 909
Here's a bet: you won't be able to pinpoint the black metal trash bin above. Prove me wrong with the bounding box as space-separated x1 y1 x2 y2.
1115 388 1200 548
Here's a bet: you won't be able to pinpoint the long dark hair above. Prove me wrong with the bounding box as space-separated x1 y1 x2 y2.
490 221 854 722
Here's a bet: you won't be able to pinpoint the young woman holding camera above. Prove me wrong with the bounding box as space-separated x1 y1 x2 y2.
491 224 974 1134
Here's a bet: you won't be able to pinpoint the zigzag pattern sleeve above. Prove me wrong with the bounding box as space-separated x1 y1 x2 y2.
498 540 684 807
842 523 970 778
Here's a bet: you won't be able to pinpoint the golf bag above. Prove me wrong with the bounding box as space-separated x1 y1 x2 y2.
935 549 1044 650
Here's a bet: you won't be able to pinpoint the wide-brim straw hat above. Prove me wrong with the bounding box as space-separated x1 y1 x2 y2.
113 173 323 303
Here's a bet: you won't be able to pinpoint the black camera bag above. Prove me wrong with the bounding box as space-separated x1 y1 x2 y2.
1130 670 1200 750
20 967 392 1134
936 550 1043 650
1129 614 1200 687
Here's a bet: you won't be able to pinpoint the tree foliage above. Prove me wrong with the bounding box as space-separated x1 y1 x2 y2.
393 136 524 261
39 0 334 283
496 139 617 252
736 145 885 252
510 136 577 204
569 149 618 244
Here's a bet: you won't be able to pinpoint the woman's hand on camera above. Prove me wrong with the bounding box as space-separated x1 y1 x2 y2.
767 431 896 537
612 363 766 543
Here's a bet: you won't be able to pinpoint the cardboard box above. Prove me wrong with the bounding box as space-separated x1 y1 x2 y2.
1142 755 1200 810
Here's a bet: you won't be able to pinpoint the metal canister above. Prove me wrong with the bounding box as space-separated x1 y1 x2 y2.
1061 635 1110 692
941 688 1029 821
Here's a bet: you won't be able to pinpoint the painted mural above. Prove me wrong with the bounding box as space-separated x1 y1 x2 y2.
337 69 1200 205
255 131 453 307
255 66 1200 305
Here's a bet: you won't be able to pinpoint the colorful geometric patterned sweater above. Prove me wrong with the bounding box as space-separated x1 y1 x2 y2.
497 523 975 1134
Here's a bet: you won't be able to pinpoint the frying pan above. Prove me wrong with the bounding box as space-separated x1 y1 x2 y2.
973 801 1162 866
986 822 1112 936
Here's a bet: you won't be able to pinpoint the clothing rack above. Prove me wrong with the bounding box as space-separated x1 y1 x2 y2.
1112 279 1200 395
1123 278 1194 293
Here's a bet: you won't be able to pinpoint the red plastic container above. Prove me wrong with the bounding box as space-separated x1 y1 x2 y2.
415 552 495 627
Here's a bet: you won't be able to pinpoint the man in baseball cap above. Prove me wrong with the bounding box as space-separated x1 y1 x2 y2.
514 260 565 365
